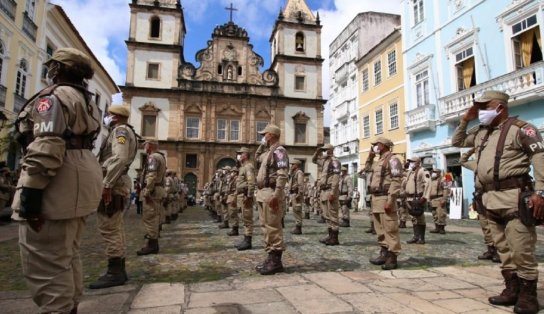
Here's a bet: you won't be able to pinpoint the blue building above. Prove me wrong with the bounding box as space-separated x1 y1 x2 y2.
402 0 544 214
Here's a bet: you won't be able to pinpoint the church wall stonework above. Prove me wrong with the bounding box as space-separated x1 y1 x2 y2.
135 12 178 45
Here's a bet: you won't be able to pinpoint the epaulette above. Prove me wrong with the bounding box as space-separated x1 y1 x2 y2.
512 118 528 129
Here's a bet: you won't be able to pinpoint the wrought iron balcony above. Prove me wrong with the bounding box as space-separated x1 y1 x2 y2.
13 93 26 113
0 85 6 108
439 61 544 122
22 11 38 42
405 103 436 133
0 0 16 20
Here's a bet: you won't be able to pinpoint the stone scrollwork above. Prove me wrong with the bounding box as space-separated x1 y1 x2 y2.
262 69 278 86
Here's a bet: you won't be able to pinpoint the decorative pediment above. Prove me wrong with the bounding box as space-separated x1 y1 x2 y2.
186 104 202 114
255 108 271 119
139 102 161 112
292 111 310 123
217 104 243 116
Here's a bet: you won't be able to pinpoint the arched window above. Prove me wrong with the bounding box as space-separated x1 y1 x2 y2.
0 41 5 84
16 59 28 97
150 16 161 38
295 32 305 52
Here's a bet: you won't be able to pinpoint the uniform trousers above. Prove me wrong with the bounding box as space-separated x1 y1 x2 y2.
237 194 254 236
397 202 408 222
143 197 161 239
430 199 447 225
290 194 303 226
371 195 401 254
97 208 126 258
339 198 350 220
19 217 86 313
321 189 340 231
257 187 285 252
478 213 495 246
228 196 240 227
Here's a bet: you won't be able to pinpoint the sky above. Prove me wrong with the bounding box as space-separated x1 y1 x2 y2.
51 0 402 126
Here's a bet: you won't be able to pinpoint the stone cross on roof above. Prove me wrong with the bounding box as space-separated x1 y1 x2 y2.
225 2 238 22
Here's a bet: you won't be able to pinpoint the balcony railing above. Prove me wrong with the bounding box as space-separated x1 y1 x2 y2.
0 85 6 108
13 93 26 113
439 61 544 122
0 0 16 20
22 11 38 42
405 103 436 133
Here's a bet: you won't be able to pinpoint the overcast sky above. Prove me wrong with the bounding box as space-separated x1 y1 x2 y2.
51 0 402 126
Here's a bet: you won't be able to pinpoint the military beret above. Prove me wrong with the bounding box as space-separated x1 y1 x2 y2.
474 90 509 104
371 136 394 148
258 124 281 136
237 147 250 153
290 159 301 165
45 47 93 69
108 105 130 118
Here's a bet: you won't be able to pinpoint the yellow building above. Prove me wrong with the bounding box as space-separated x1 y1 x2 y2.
355 29 406 166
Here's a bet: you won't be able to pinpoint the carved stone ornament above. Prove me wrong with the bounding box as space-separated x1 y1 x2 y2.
185 104 202 114
262 69 278 86
255 108 271 119
217 104 243 116
139 102 161 112
179 63 195 79
292 111 310 123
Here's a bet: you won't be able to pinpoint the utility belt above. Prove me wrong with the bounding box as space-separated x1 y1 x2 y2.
481 175 533 193
406 193 423 198
485 210 520 226
257 182 276 189
430 196 442 200
320 184 332 191
66 135 94 150
369 184 390 196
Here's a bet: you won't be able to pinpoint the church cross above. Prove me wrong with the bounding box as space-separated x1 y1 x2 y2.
225 3 238 22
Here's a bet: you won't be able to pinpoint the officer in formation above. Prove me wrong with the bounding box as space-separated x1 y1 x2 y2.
179 176 188 212
210 170 223 222
352 188 360 212
90 105 137 289
218 167 231 229
203 182 212 212
402 157 430 245
288 159 305 235
359 172 376 235
164 170 177 223
234 147 255 250
11 48 102 313
313 144 341 245
453 90 544 314
137 140 167 256
303 174 312 219
226 167 240 236
255 124 289 275
311 180 323 221
362 137 403 270
428 169 450 235
397 163 409 229
338 166 353 227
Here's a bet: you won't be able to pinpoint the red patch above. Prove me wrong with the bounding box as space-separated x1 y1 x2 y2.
274 150 284 160
523 127 537 138
37 98 52 113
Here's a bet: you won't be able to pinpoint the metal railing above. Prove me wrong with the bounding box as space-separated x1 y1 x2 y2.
405 103 436 133
13 93 26 113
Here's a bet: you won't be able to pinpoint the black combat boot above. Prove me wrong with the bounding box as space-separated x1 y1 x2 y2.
514 278 539 314
218 220 229 229
89 257 127 289
165 215 171 224
255 254 272 272
290 225 302 235
121 257 128 281
399 220 407 228
136 239 159 256
258 251 284 275
478 246 495 260
339 219 350 227
227 226 239 236
319 228 332 244
369 246 388 265
304 212 310 219
492 248 501 263
381 251 398 270
430 224 440 233
489 269 520 306
416 225 426 244
236 236 252 251
439 225 446 234
407 225 420 244
365 221 375 234
325 229 340 246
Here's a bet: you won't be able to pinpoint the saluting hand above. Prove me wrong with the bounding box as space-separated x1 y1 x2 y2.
463 105 479 122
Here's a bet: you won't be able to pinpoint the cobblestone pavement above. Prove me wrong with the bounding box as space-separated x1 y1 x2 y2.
1 206 544 313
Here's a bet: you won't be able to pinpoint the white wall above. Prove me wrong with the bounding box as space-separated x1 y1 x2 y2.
133 50 175 88
135 13 177 45
283 106 317 146
282 64 318 98
130 96 171 139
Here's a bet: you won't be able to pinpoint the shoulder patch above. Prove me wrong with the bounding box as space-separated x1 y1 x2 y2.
273 146 289 168
115 128 129 138
522 125 538 138
389 157 403 177
37 97 53 113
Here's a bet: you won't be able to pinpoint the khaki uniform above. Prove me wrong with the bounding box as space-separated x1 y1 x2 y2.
401 167 431 225
289 169 305 226
363 151 403 255
256 143 288 252
212 174 223 218
339 173 354 221
303 180 312 215
165 175 176 217
141 152 167 239
352 190 360 211
227 173 239 227
12 84 102 313
313 153 341 230
237 160 255 236
429 175 449 226
220 174 230 221
453 118 544 280
397 172 409 223
311 182 320 215
97 123 137 258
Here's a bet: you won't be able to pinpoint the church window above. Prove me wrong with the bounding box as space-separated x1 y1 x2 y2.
147 63 160 80
295 123 306 143
186 154 198 168
237 66 242 76
186 117 200 139
295 32 305 52
217 119 240 141
150 16 161 39
256 120 268 142
218 64 223 74
295 75 305 91
142 114 157 137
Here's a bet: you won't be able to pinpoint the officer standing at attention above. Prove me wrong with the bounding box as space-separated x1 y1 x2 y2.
288 159 305 234
90 105 137 289
428 169 450 235
11 47 102 313
363 137 403 270
235 147 255 251
313 144 341 245
338 166 354 227
226 167 240 236
255 124 289 275
453 90 544 314
137 140 166 255
402 157 431 245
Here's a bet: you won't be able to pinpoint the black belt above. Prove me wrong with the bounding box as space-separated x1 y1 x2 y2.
320 184 332 190
66 135 93 150
406 193 423 198
372 192 389 197
482 175 533 193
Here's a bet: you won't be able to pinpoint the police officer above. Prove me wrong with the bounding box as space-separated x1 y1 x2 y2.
428 169 450 234
255 124 288 275
453 90 544 313
288 159 305 234
137 140 166 255
362 137 403 270
235 147 255 250
402 157 431 244
339 166 353 227
218 167 231 229
303 174 312 219
164 170 176 223
90 105 137 289
397 163 410 228
11 48 102 313
313 144 341 245
352 189 360 212
226 167 240 236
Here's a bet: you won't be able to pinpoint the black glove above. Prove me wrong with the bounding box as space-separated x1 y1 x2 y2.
20 187 44 232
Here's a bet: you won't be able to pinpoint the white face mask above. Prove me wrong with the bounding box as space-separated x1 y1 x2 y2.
322 151 328 157
103 115 113 127
261 136 267 145
236 155 242 161
478 107 501 125
372 145 380 154
409 162 416 170
431 173 438 179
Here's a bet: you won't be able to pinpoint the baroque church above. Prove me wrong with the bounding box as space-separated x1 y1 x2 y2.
121 0 325 196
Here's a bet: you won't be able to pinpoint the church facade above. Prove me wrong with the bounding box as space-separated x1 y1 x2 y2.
121 0 325 196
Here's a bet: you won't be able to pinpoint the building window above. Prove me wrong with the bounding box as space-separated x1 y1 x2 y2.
256 120 268 142
186 117 200 139
511 15 542 69
150 16 161 38
147 63 160 80
186 154 197 168
230 120 240 141
42 44 54 80
387 50 397 76
413 0 424 25
455 47 476 91
389 102 399 130
218 64 223 74
362 115 370 139
15 59 28 97
95 92 101 107
373 60 381 85
375 109 383 135
25 0 35 20
237 66 243 76
295 123 306 143
142 114 157 137
295 32 305 52
217 119 240 141
362 68 369 92
295 75 305 91
415 69 430 107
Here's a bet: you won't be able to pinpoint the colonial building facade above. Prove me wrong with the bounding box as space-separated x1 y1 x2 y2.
122 0 325 196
